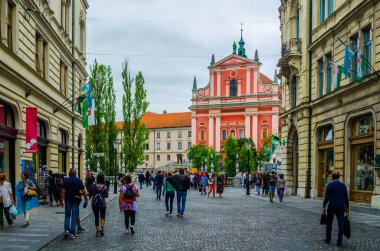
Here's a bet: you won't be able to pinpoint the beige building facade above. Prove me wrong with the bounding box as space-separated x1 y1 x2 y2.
279 0 380 207
0 0 88 186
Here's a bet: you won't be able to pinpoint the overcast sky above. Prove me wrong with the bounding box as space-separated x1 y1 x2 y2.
87 0 281 121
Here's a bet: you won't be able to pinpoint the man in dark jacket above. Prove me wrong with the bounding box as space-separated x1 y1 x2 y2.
322 172 349 246
138 172 145 189
155 171 164 200
167 168 190 217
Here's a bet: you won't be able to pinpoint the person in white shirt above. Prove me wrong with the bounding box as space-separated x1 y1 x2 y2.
0 173 15 229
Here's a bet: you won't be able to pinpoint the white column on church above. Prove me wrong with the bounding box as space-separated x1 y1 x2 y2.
191 116 197 145
208 116 214 147
272 113 279 135
245 115 251 138
253 68 258 94
225 80 229 97
217 71 221 96
215 116 221 151
246 68 251 95
237 80 241 96
252 114 258 146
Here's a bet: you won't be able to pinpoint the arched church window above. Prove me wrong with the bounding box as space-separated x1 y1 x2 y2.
230 80 237 96
230 130 235 138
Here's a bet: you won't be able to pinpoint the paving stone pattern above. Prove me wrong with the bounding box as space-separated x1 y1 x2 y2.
41 188 380 251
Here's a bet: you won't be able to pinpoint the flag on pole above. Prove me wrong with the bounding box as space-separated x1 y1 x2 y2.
332 62 343 90
356 49 366 83
79 81 95 128
343 46 354 78
25 107 38 153
76 94 86 114
88 99 95 127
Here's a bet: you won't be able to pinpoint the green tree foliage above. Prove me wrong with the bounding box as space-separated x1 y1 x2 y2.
222 136 239 177
206 146 221 173
187 144 208 169
238 145 256 173
122 61 149 172
85 60 117 175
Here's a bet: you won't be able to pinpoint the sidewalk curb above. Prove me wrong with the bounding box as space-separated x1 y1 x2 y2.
36 195 118 251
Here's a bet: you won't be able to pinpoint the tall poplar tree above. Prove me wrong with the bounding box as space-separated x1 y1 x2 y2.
122 61 149 172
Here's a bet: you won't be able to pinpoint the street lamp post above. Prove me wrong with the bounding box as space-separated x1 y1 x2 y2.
113 140 121 194
236 153 239 175
246 139 252 195
210 154 214 174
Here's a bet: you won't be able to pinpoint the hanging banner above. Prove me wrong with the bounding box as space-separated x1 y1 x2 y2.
0 138 4 153
25 107 38 153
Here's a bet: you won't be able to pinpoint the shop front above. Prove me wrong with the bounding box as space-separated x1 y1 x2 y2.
0 102 17 188
317 125 334 197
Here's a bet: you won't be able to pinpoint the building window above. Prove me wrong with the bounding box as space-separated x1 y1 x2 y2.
178 131 182 138
320 0 333 24
239 129 244 138
352 116 374 136
200 130 205 142
60 61 68 96
318 59 324 97
188 131 191 137
167 155 170 161
262 128 268 140
58 129 67 173
145 143 149 150
350 35 359 81
326 54 332 94
35 32 49 79
319 125 334 143
156 132 160 139
230 80 237 96
222 130 227 140
37 119 47 139
291 76 297 107
352 143 374 192
157 155 160 161
327 0 333 16
58 129 67 145
156 142 160 150
145 155 149 161
167 142 171 150
187 142 191 149
363 28 372 76
167 132 170 138
178 142 182 150
296 8 300 42
6 2 15 50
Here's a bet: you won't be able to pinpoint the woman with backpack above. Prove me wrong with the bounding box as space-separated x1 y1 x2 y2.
119 175 139 234
89 174 108 236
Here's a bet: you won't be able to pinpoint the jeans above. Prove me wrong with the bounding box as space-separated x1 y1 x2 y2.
139 181 143 189
93 207 106 227
326 205 345 244
64 202 80 234
277 188 284 202
256 185 261 194
165 191 175 213
0 203 12 226
156 185 162 200
201 185 207 194
176 191 187 215
124 210 135 228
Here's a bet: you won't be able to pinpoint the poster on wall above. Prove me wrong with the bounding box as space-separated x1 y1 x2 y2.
0 138 4 153
25 107 38 153
22 160 35 180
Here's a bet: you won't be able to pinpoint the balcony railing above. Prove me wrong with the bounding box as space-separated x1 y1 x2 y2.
281 38 302 57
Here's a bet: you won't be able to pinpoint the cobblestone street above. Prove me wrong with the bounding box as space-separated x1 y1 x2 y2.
40 187 380 251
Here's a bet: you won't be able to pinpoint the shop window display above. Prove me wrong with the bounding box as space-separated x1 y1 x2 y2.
353 143 374 192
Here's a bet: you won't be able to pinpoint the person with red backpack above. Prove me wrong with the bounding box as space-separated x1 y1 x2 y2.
89 174 108 237
119 175 139 234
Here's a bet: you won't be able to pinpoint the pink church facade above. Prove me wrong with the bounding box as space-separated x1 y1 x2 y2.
189 39 282 151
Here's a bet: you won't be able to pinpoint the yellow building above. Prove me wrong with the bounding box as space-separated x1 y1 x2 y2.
279 0 380 207
0 0 88 186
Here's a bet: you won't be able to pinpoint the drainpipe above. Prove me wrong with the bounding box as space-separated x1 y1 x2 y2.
153 129 156 170
71 0 76 171
306 0 313 198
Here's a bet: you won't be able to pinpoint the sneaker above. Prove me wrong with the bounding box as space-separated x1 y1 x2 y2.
64 230 70 239
130 226 135 234
125 229 130 234
69 234 76 239
96 231 101 237
165 212 170 217
100 227 104 236
7 224 13 229
77 227 85 233
168 213 173 217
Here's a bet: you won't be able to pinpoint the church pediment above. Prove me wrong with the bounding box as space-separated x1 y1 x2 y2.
209 55 255 68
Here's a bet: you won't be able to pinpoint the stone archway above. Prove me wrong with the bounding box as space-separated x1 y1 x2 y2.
287 126 299 196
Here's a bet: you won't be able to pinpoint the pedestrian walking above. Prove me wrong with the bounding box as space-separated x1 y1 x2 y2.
46 170 55 206
263 172 269 196
207 174 216 198
201 174 208 195
166 168 190 218
85 172 95 199
0 173 14 229
145 171 151 187
138 172 145 189
60 168 88 239
193 173 199 189
216 174 224 198
256 174 262 195
89 174 108 237
155 171 164 200
15 172 39 228
277 174 286 202
119 175 139 235
322 172 349 247
163 171 175 216
268 172 277 202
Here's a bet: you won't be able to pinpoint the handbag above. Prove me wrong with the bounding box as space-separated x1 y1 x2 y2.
9 205 18 219
344 215 351 239
320 212 327 225
25 187 38 198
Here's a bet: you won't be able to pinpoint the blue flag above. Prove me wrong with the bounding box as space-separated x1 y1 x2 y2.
343 46 354 77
